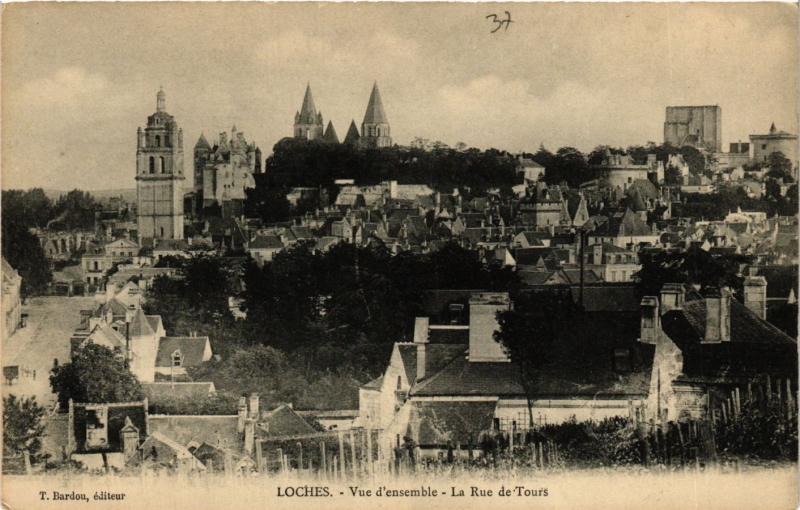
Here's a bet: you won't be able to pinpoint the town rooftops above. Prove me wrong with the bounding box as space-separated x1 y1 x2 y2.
248 234 284 250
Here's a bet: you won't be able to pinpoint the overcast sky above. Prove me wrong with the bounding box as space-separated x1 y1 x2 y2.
2 2 797 191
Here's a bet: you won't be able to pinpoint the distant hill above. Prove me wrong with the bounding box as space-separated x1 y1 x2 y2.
39 188 137 203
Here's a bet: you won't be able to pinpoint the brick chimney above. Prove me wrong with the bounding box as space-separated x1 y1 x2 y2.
414 317 429 382
703 287 731 343
468 293 511 362
639 296 660 344
248 393 260 420
592 244 603 265
659 283 685 314
743 276 767 320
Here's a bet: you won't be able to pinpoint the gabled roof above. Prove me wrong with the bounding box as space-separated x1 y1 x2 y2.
155 336 211 368
361 375 384 390
661 297 797 383
259 405 317 437
86 323 126 350
398 343 466 387
362 82 388 124
248 234 283 250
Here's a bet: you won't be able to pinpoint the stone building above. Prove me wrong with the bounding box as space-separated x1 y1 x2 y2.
640 283 796 421
193 126 260 219
136 88 185 241
591 150 652 191
360 82 392 149
750 123 798 166
2 258 22 338
291 82 392 149
664 105 722 152
293 84 324 141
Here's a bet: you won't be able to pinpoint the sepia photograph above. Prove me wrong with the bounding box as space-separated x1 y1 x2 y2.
1 2 798 509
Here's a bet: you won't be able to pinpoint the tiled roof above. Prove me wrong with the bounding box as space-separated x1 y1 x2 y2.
142 382 216 405
361 375 383 390
259 405 317 437
662 297 797 383
129 308 155 337
156 336 211 368
147 415 239 450
398 343 467 387
249 234 283 250
662 297 796 347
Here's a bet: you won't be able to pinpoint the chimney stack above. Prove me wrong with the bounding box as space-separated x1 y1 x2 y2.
639 296 660 344
414 317 430 382
468 293 511 362
592 244 603 265
703 287 731 343
659 283 685 314
248 393 260 419
743 276 767 320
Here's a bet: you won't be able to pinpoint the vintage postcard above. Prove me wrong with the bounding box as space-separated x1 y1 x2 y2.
1 2 798 509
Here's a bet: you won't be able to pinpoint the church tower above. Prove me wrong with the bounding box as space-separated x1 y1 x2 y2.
136 88 185 240
360 82 392 149
293 83 324 140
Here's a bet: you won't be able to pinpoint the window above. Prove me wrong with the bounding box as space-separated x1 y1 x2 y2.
155 135 161 147
396 375 402 390
160 226 164 237
613 348 632 372
171 350 182 367
762 144 767 150
165 135 170 147
159 156 166 173
149 156 155 174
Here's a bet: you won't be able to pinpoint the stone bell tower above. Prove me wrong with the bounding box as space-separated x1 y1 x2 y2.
136 87 185 240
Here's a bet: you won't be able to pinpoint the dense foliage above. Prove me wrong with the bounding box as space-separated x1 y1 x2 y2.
3 395 47 462
266 138 519 193
50 343 143 408
144 243 517 410
1 219 52 296
636 244 751 297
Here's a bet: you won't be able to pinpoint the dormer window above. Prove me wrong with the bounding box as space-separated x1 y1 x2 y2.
171 350 183 367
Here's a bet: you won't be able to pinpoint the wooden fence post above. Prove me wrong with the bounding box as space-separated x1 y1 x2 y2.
766 374 772 402
297 442 303 473
277 448 284 474
366 428 373 476
337 431 346 480
255 440 263 473
23 451 32 475
349 430 358 478
320 441 327 479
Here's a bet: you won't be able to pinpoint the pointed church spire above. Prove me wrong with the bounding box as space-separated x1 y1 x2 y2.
344 120 360 146
323 121 340 144
195 132 210 150
300 83 317 117
362 82 388 124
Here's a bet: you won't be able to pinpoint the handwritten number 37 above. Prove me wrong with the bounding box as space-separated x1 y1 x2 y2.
486 12 513 33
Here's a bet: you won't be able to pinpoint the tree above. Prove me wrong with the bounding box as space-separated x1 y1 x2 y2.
679 146 707 177
665 165 683 186
50 343 143 409
3 395 47 462
51 189 99 230
1 218 52 296
494 292 574 426
766 152 794 183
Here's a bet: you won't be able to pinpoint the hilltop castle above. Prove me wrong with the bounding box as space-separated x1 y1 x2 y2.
292 82 392 149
